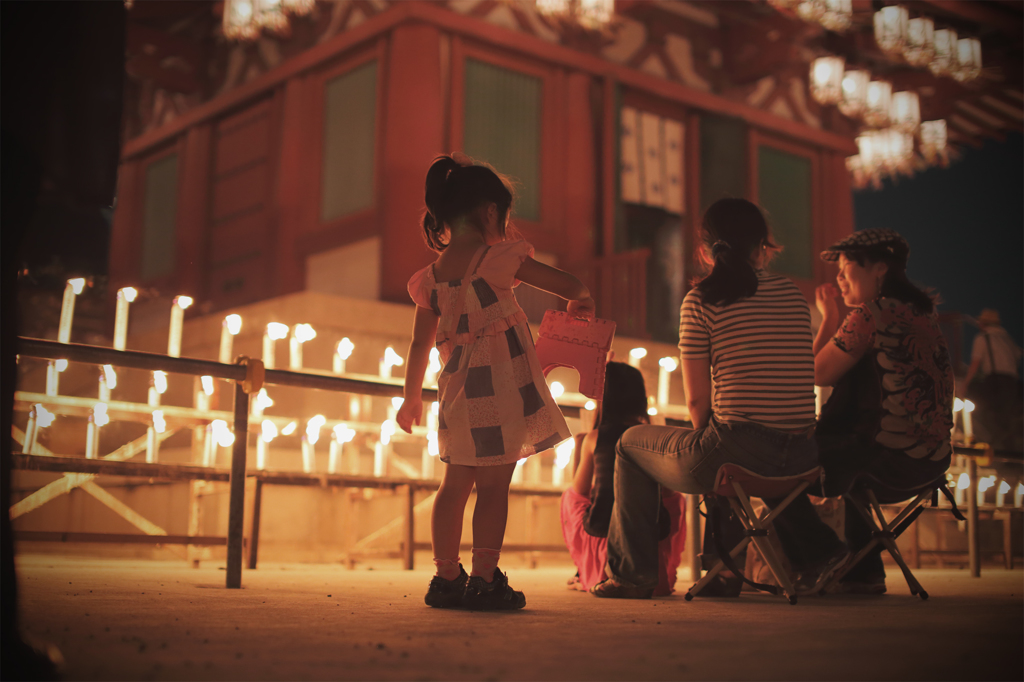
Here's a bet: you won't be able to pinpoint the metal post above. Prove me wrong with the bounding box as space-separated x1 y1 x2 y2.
248 479 263 570
403 485 415 570
967 457 980 578
687 494 702 581
226 380 249 589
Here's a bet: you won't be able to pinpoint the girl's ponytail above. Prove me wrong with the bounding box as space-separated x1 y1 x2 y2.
422 156 460 251
419 154 515 252
695 198 776 307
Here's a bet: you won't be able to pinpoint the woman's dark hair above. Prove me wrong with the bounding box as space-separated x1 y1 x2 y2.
598 362 649 427
421 155 515 252
844 247 935 314
694 198 778 307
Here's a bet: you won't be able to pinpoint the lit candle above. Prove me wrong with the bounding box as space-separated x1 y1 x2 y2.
258 419 277 470
329 424 356 474
425 347 441 386
628 347 647 368
963 399 975 444
219 314 242 364
955 471 969 506
289 324 316 371
147 371 167 463
657 356 678 406
375 420 395 477
113 287 138 351
334 338 355 374
422 431 439 479
150 410 167 463
303 415 325 473
98 365 116 403
349 395 361 422
89 403 109 460
167 295 193 358
1015 482 1023 508
552 439 574 486
210 419 235 468
26 404 55 455
549 382 565 399
197 375 214 412
252 387 273 419
202 423 215 467
58 278 86 344
996 480 1009 507
379 347 404 379
512 458 526 484
263 323 289 370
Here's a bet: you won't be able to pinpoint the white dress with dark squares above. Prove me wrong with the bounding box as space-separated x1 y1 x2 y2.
407 240 572 466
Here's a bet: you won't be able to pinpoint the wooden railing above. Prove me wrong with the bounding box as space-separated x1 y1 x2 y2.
571 248 650 339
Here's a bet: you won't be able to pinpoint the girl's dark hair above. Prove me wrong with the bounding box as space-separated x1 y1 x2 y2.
598 362 649 427
421 155 515 252
694 198 778 307
844 248 935 314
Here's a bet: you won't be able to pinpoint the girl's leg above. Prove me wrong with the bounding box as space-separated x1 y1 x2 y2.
470 462 516 581
431 463 475 578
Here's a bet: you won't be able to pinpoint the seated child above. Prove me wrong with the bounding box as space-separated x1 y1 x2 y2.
559 362 686 596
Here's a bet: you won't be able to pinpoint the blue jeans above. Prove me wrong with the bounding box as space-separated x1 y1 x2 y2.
605 418 819 589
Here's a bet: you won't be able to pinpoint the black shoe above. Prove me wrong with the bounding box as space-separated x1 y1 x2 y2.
463 568 526 610
424 565 468 608
795 548 851 595
695 572 743 598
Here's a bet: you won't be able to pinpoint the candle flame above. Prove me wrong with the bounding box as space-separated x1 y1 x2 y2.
55 359 68 372
293 323 317 343
34 404 56 428
93 402 110 427
152 410 166 434
659 356 679 371
281 421 297 436
629 347 647 359
550 381 565 398
647 406 658 416
337 337 355 360
119 286 138 303
266 322 289 340
391 397 404 410
584 400 596 411
427 430 439 456
957 472 970 490
255 388 273 410
429 347 441 373
102 365 117 389
212 419 235 447
555 439 574 469
380 420 396 445
261 419 278 442
306 414 326 444
978 475 996 493
201 375 214 396
383 347 404 368
334 424 356 443
432 401 439 416
68 278 86 295
963 399 976 413
174 295 193 310
153 371 168 395
953 397 964 412
998 481 1011 495
224 314 242 335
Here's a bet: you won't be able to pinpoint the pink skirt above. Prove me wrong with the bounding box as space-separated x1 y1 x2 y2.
560 488 687 596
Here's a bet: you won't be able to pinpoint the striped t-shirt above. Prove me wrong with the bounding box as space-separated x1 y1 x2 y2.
679 272 816 429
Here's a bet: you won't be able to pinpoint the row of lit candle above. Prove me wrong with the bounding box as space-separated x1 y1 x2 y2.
951 472 1024 508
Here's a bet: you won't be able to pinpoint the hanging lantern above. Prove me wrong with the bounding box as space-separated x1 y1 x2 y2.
819 0 852 32
282 0 315 15
856 131 888 174
902 17 935 67
810 56 845 105
536 0 571 15
223 0 260 40
578 0 614 29
890 91 921 135
955 38 982 82
874 6 908 55
886 129 914 170
920 120 948 162
930 29 959 77
864 80 892 128
838 69 870 118
796 0 826 22
256 0 288 33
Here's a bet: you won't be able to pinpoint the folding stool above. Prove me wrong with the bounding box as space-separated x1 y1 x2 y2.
685 463 824 606
820 476 963 600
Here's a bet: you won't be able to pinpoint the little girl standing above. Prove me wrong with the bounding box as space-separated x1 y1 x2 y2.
397 154 595 610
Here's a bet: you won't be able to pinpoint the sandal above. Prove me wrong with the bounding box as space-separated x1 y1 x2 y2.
589 578 653 600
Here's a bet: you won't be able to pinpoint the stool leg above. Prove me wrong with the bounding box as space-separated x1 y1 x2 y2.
821 497 880 593
685 536 753 600
866 490 927 599
730 488 799 604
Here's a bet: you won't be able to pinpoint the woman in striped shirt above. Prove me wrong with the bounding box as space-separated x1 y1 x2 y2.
591 198 820 599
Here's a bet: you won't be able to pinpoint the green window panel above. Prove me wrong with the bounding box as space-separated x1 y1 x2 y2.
758 145 813 280
463 59 541 222
141 153 179 281
699 113 746 214
321 60 378 222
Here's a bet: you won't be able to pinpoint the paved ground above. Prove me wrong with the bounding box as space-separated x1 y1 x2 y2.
13 556 1024 681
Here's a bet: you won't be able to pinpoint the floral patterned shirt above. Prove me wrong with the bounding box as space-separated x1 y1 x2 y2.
833 297 954 461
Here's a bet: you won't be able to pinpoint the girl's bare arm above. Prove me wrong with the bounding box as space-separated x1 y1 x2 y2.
396 306 440 433
515 257 595 318
571 430 599 496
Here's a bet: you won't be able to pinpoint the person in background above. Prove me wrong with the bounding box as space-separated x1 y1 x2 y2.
772 229 954 595
560 362 686 596
962 309 1022 451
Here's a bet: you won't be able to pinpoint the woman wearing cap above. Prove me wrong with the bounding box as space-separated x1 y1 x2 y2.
772 228 955 595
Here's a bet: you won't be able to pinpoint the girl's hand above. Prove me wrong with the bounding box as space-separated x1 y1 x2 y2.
567 296 596 320
396 397 423 434
815 284 839 321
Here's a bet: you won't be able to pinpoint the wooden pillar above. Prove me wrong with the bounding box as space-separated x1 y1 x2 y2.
176 124 212 299
600 77 617 258
274 76 317 297
967 457 980 578
563 72 596 266
226 378 250 589
380 23 445 303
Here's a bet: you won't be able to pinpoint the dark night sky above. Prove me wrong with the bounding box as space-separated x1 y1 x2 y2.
853 132 1024 356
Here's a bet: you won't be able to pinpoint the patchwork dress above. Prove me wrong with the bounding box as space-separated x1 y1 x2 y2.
407 240 572 466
